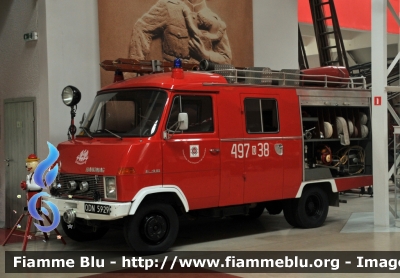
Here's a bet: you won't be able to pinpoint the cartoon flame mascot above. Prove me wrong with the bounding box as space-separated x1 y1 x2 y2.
1 147 66 251
20 154 42 207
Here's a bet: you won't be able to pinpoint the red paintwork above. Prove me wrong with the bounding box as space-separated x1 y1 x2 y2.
58 137 163 202
101 71 227 92
335 175 373 192
57 71 372 210
282 138 303 199
301 66 349 87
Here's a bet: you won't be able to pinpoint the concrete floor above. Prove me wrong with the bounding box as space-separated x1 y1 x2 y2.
1 191 400 277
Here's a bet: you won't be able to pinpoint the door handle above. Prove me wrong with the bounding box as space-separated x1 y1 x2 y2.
274 144 283 156
209 148 220 154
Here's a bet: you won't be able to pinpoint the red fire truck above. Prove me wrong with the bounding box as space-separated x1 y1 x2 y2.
48 59 372 253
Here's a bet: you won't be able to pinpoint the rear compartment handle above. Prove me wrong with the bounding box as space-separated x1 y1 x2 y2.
209 148 220 154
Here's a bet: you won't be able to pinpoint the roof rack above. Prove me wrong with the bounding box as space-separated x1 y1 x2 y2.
211 68 367 89
100 58 367 89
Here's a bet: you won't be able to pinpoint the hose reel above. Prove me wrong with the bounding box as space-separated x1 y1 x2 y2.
316 145 365 175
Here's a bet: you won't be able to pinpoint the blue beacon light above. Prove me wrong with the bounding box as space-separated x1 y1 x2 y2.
174 58 182 68
172 58 184 79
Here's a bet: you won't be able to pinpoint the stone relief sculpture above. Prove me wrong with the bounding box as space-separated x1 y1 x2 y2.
128 0 232 64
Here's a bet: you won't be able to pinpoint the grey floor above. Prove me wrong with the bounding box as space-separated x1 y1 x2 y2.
1 191 400 277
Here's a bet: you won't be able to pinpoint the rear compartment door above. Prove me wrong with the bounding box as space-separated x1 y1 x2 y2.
240 94 284 203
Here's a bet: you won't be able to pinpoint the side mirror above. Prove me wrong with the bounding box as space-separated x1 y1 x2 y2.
163 112 189 140
178 113 188 130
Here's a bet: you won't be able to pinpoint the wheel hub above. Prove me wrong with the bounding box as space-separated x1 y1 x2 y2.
143 214 167 243
306 196 321 217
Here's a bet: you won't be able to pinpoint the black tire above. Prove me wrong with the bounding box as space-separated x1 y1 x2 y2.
294 187 329 228
283 199 299 227
265 200 283 215
61 218 109 242
124 202 179 254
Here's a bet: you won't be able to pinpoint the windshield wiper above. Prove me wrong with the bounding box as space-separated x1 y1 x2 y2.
104 129 122 140
80 127 93 139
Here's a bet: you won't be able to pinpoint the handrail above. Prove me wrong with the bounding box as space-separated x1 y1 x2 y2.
211 68 367 89
100 58 367 89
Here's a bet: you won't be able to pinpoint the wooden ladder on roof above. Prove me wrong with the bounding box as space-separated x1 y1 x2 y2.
309 0 349 70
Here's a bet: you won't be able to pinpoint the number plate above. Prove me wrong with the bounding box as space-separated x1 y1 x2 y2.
84 203 111 215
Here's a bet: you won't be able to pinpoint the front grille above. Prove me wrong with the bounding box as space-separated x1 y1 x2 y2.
55 173 104 200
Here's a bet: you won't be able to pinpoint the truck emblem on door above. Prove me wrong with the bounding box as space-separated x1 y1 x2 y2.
183 145 206 164
190 145 199 158
75 149 89 165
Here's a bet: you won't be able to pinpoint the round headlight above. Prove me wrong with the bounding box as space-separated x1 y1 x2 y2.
63 209 76 224
79 181 89 192
67 180 77 190
62 86 81 107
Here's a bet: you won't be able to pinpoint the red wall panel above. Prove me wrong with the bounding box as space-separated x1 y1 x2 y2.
298 0 400 34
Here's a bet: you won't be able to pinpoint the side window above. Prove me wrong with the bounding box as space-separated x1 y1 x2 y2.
167 95 214 133
244 98 279 133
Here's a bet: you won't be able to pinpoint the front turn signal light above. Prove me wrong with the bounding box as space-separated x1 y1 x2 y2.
118 167 136 175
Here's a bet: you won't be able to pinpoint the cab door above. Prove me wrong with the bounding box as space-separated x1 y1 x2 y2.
241 94 284 203
162 94 220 210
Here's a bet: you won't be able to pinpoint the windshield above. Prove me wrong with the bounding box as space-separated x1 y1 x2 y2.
80 90 167 137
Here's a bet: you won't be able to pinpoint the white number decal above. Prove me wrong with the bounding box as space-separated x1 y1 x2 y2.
257 143 269 157
232 144 248 158
263 143 269 157
231 143 268 159
231 144 237 158
238 143 244 158
244 143 250 158
257 143 263 157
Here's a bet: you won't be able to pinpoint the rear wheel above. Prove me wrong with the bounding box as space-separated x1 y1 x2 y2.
294 187 329 228
124 202 179 254
283 199 299 227
61 218 109 242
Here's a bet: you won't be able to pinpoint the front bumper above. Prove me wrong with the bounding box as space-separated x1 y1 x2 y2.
46 197 132 221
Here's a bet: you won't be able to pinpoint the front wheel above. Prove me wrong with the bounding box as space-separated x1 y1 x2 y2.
124 202 179 254
294 187 329 228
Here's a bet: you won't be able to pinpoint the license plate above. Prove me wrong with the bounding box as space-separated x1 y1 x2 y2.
84 203 111 215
